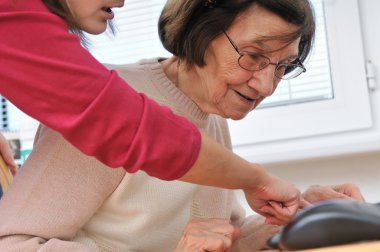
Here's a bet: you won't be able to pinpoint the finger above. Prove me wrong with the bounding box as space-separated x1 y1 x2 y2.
264 216 287 226
259 205 277 217
260 202 292 225
260 205 289 225
187 218 235 239
348 190 366 202
327 188 357 201
175 234 230 252
0 154 16 177
201 233 233 252
299 198 312 209
0 143 17 176
7 162 18 176
268 200 298 220
333 184 366 202
177 222 234 252
231 226 241 242
267 202 294 222
203 219 235 236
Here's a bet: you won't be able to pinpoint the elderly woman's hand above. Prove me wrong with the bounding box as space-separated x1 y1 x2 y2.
301 183 365 207
174 218 240 252
0 133 17 176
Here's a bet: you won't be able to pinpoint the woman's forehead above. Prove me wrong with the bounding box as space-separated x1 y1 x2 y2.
229 4 299 39
227 5 300 52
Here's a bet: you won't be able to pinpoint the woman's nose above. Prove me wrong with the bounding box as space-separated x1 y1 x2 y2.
247 66 277 97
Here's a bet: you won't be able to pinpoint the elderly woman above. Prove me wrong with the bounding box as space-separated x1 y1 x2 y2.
0 0 364 251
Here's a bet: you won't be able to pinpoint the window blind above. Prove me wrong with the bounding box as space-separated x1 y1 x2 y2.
0 97 8 131
0 96 20 132
260 0 333 108
1 0 333 133
87 0 169 64
88 0 333 109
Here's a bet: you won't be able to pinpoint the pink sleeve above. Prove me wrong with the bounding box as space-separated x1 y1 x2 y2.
0 1 201 180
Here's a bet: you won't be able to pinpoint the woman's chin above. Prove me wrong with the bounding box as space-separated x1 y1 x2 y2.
228 112 249 121
82 23 107 35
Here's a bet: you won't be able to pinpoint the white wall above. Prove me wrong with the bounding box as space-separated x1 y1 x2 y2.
238 0 380 215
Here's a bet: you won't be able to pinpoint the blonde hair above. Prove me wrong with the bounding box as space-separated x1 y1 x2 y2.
42 0 82 36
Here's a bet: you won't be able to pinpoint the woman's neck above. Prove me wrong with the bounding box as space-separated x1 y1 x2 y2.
160 57 208 112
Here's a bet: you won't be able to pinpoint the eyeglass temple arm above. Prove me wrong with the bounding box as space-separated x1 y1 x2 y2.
222 29 241 55
293 58 306 72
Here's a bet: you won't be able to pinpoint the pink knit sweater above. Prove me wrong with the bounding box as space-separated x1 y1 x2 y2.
0 59 278 251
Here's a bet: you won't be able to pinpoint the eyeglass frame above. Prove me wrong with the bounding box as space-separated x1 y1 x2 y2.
222 30 306 80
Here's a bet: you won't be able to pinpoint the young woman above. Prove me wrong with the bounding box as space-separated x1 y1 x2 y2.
0 0 300 223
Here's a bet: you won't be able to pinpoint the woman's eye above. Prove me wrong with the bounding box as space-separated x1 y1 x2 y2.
285 58 299 64
247 53 261 61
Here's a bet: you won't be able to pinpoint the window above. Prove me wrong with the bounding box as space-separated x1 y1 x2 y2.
0 96 22 132
89 0 372 162
86 0 169 64
0 97 8 131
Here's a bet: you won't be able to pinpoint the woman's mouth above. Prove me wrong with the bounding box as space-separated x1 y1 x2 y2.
102 7 113 14
234 90 256 104
101 7 115 19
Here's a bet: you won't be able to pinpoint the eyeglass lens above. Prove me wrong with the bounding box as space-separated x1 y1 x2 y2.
238 53 305 80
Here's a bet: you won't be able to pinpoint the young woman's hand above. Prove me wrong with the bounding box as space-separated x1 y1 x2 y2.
244 169 301 226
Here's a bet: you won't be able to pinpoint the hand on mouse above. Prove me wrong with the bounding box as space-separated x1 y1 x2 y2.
300 183 365 208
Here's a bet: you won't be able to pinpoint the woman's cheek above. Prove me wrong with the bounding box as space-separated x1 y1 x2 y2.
254 97 266 109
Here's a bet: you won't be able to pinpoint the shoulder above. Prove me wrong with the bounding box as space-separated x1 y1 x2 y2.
1 0 51 12
104 59 160 92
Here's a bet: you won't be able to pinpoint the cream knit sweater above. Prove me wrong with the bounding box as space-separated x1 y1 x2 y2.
0 59 278 252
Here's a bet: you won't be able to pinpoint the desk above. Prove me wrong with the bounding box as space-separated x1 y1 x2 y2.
267 241 380 252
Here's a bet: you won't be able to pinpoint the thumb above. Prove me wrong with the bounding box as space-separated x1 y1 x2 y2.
299 198 312 209
329 190 353 201
232 226 241 242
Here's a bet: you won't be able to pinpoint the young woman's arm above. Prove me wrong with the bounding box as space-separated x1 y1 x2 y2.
181 132 300 225
0 1 200 180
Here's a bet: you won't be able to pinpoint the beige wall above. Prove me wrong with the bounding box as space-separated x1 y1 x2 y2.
238 152 380 214
266 151 380 203
238 151 380 216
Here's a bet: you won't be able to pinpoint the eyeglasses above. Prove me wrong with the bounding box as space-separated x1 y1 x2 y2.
222 30 306 80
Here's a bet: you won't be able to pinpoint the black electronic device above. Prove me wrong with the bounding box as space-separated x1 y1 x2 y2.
267 200 380 250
